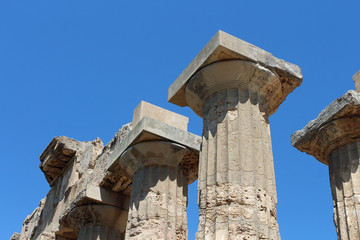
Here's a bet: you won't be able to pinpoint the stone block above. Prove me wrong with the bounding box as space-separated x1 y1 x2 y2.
292 90 360 164
40 136 84 186
132 100 188 131
168 30 302 116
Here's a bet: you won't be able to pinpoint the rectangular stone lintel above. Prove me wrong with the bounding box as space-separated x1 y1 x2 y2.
106 117 201 173
168 30 303 107
78 184 129 210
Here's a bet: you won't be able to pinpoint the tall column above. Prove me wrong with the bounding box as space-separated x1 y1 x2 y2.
107 101 201 240
120 141 190 240
168 31 302 239
292 79 360 240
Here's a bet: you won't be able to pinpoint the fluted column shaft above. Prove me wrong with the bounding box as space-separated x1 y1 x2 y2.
126 165 188 240
119 141 195 240
329 142 360 240
196 87 279 240
182 60 283 240
59 204 127 240
78 225 122 240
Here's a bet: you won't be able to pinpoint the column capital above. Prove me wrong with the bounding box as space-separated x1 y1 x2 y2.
107 101 201 186
59 204 127 237
168 30 302 117
292 90 360 165
118 140 198 184
185 60 281 117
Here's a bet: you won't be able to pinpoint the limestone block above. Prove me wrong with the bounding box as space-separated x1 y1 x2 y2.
132 100 188 131
40 136 85 186
353 70 360 92
168 30 302 116
291 90 360 165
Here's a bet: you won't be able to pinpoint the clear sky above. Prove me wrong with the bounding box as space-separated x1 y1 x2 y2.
1 1 359 239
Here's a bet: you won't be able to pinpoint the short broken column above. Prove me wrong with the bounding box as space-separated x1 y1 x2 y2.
59 184 129 239
168 31 302 239
292 85 360 239
61 204 127 239
107 101 200 240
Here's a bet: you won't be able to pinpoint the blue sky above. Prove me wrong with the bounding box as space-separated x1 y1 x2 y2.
1 1 359 239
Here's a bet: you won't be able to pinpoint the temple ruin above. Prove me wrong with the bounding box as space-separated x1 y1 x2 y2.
11 31 359 239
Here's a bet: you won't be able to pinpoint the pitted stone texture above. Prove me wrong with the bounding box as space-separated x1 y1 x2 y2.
119 141 195 240
117 141 198 185
329 142 360 240
353 71 360 92
60 204 127 240
107 117 201 187
78 225 122 240
185 60 281 117
125 165 188 240
40 136 85 186
132 100 189 131
291 90 360 165
10 233 20 240
196 88 279 240
168 30 302 114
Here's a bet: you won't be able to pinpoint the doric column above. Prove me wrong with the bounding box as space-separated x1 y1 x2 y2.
121 141 190 239
61 204 127 240
292 84 360 239
58 185 130 240
107 101 200 240
168 31 302 239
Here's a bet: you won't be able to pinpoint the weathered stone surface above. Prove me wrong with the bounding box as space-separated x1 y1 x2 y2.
107 116 201 185
60 204 127 239
15 123 134 240
353 70 360 92
168 30 302 116
329 143 360 239
132 100 189 131
292 88 360 240
10 233 20 240
168 31 300 239
122 150 188 240
196 87 279 240
108 102 200 240
40 136 85 186
291 90 360 165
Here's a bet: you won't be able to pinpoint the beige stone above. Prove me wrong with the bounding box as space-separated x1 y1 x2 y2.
292 90 360 239
353 70 360 92
168 30 302 117
132 100 188 131
121 141 190 240
291 90 360 165
107 102 200 240
14 123 134 240
169 31 302 240
60 204 127 240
